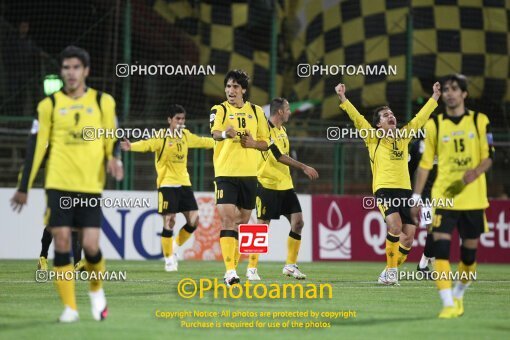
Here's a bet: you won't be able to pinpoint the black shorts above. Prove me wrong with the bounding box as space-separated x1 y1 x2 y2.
214 176 257 210
432 209 487 239
374 188 414 225
158 186 198 214
256 185 302 220
45 189 102 228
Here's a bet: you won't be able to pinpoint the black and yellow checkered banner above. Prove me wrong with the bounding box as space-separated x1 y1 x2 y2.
153 0 508 118
288 0 509 118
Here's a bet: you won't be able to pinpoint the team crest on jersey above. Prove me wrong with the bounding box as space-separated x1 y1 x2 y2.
86 107 93 114
248 115 253 119
468 132 475 139
442 135 450 143
59 108 68 115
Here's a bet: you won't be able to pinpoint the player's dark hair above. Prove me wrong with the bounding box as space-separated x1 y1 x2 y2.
270 97 287 116
59 46 90 68
168 104 186 118
224 69 250 89
440 74 468 93
372 105 390 127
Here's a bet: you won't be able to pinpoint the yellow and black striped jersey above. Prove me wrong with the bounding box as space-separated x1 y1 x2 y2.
340 98 437 193
258 120 293 190
420 110 493 210
210 101 270 177
18 88 117 194
130 129 214 187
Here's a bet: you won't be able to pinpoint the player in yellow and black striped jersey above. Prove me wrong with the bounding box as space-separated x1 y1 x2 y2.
244 97 318 282
411 74 495 319
336 81 441 286
121 104 214 272
10 46 123 323
210 70 270 286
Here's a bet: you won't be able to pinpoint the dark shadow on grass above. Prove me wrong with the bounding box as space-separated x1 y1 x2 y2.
330 315 433 326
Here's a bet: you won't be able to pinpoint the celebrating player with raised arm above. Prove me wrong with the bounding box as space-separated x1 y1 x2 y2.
121 104 214 272
210 69 270 287
411 74 494 318
336 81 441 285
10 46 123 323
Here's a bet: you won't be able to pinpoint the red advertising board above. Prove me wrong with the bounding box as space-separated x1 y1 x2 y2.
312 196 510 263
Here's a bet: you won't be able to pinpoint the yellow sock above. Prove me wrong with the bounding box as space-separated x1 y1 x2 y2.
234 238 241 268
385 232 400 268
220 231 236 271
435 259 452 290
176 224 196 246
397 243 411 266
458 261 476 284
286 232 302 264
54 264 77 310
161 228 173 258
248 254 259 268
85 258 106 292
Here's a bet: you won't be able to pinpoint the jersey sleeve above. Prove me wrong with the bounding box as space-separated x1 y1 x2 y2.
100 93 117 160
18 97 52 192
185 130 215 149
255 106 270 145
130 137 161 152
210 104 226 133
339 100 376 143
477 113 494 160
402 98 438 136
418 118 437 170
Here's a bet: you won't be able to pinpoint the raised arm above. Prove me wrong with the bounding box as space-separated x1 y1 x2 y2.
335 83 373 132
403 82 441 134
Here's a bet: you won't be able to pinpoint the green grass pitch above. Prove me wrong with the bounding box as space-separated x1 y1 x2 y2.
1 260 509 339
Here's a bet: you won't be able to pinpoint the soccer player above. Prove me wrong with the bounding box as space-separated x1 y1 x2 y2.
120 104 214 272
411 74 494 318
15 165 84 271
244 97 318 281
210 69 270 286
37 227 84 271
335 81 441 285
408 138 437 274
10 46 123 322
